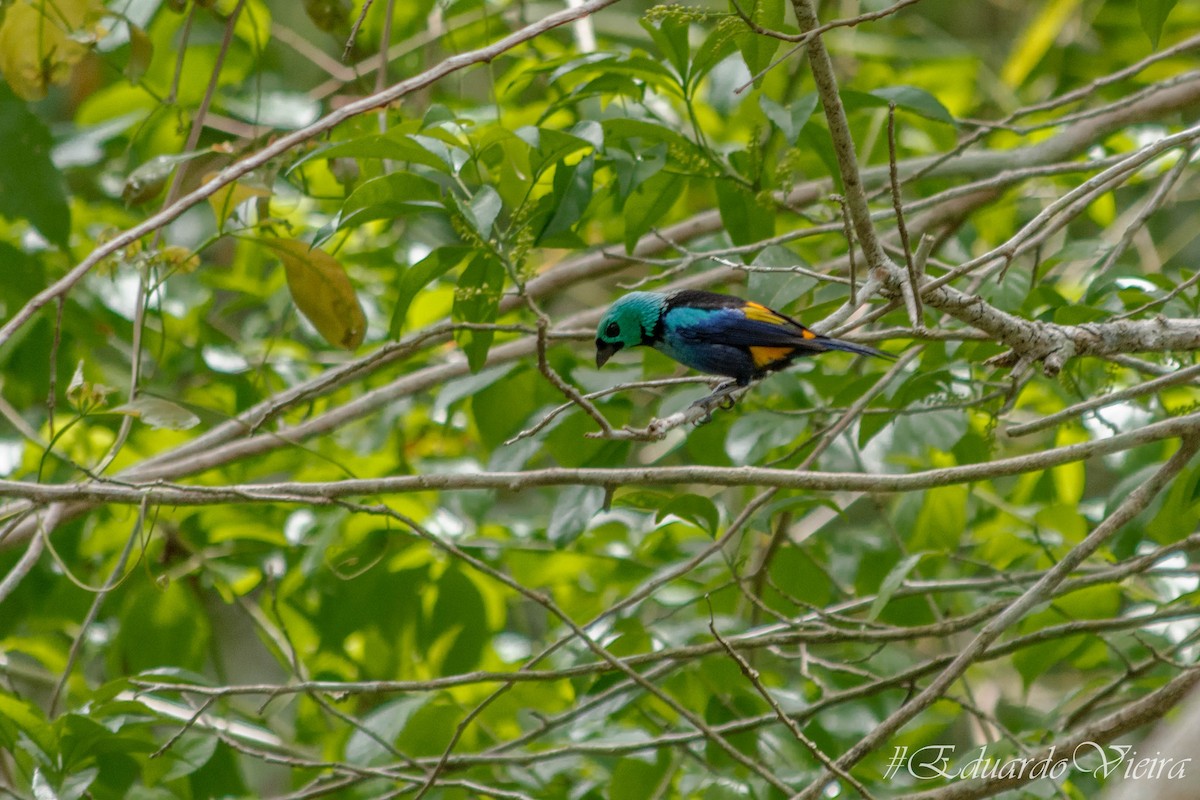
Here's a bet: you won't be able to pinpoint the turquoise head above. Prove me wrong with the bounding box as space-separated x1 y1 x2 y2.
595 291 665 367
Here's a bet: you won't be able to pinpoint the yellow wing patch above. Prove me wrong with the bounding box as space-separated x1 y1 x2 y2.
741 301 783 324
742 301 817 338
750 345 795 368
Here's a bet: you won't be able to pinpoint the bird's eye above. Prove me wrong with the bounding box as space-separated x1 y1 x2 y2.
605 322 620 338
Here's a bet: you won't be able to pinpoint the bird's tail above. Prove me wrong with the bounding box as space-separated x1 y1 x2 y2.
814 336 895 360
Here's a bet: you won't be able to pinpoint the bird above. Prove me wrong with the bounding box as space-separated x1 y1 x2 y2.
595 289 892 414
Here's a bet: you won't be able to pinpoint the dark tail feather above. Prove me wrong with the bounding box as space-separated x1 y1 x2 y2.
814 336 895 360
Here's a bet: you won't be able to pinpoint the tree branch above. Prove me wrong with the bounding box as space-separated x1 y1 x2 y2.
792 435 1200 799
1 408 1198 506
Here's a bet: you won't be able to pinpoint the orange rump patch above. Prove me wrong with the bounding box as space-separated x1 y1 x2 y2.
750 345 795 368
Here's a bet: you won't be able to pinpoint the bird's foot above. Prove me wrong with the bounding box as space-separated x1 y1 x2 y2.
687 381 741 425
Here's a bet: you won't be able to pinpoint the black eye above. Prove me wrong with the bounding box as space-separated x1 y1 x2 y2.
605 322 620 338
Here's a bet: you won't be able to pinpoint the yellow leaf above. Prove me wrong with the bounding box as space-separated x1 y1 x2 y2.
0 0 103 100
1051 425 1088 506
205 171 271 225
1087 191 1116 228
263 238 366 350
1000 0 1081 90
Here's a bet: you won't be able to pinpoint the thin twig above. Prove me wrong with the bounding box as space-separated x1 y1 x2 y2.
49 497 149 715
733 0 925 91
344 0 374 61
888 103 923 327
525 297 615 437
836 195 858 303
707 598 879 800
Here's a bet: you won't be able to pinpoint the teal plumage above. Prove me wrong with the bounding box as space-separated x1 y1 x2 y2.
595 290 890 387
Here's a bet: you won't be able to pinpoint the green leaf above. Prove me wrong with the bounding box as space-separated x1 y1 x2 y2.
715 180 773 247
473 366 537 449
912 485 968 550
768 544 833 606
870 86 956 124
602 118 705 163
691 18 740 86
433 363 516 421
1052 304 1109 325
300 131 450 172
609 143 666 202
204 171 271 226
622 170 684 252
867 553 924 622
543 53 678 97
1138 0 1179 47
0 0 96 101
538 153 594 244
188 742 248 798
725 412 801 464
429 568 490 672
0 84 70 248
464 185 502 240
1013 634 1086 688
797 123 840 185
642 15 691 85
159 732 217 781
452 254 506 372
111 397 201 430
657 494 720 535
114 581 211 674
347 697 428 765
0 693 54 758
839 87 956 126
759 93 819 143
395 697 460 756
611 754 671 800
222 91 321 131
548 485 606 544
734 0 785 89
391 246 472 337
745 245 817 308
122 151 207 206
514 126 594 173
340 172 444 228
893 408 967 453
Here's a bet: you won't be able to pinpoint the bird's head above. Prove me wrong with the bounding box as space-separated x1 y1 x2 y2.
595 292 663 368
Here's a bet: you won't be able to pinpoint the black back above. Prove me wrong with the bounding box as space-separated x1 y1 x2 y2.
664 290 746 312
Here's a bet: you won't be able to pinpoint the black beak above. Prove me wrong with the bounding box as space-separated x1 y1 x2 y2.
595 339 622 368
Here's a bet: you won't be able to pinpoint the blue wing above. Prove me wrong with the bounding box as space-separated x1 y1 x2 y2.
667 306 819 348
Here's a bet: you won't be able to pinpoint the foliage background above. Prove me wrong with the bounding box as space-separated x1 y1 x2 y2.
1 0 1200 798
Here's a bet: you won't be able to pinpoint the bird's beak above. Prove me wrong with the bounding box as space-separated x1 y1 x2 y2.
595 339 622 368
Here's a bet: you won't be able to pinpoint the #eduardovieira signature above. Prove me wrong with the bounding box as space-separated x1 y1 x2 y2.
884 742 1192 783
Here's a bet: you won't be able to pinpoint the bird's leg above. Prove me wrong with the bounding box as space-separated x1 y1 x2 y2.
688 380 744 424
708 380 740 408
